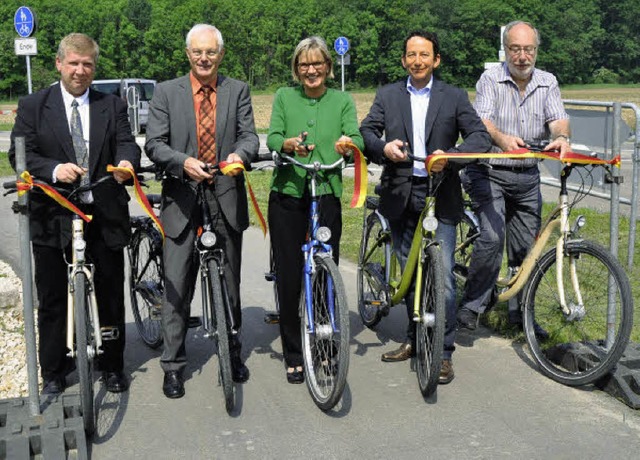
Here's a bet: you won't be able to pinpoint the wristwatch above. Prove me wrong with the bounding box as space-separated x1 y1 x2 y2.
555 135 570 143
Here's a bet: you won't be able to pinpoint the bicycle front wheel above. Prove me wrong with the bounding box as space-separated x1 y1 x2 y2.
522 240 633 386
73 271 96 435
129 226 164 348
206 259 234 413
415 244 445 397
357 213 390 328
301 253 350 411
453 211 479 292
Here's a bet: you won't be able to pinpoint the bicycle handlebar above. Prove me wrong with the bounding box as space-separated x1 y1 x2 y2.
271 151 345 172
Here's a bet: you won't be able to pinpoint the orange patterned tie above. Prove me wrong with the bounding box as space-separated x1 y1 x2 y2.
198 85 216 164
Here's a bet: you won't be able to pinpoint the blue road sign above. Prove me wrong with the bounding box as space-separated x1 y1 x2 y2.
14 7 35 38
334 37 349 56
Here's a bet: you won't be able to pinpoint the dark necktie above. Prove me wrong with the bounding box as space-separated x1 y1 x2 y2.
71 100 89 186
198 85 216 164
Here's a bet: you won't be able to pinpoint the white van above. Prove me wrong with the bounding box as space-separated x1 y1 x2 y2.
91 78 156 131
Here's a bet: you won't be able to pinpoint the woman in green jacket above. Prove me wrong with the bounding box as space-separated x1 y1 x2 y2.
267 36 364 384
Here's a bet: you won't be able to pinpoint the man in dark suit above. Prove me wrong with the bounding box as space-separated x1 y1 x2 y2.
360 30 491 384
9 33 140 395
146 24 259 398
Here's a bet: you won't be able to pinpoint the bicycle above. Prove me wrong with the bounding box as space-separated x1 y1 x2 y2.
451 145 633 386
127 165 164 348
356 155 446 397
4 175 119 435
271 150 350 411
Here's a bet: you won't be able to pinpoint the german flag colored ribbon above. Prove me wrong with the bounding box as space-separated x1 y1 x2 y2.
219 160 268 237
107 165 165 241
425 148 621 175
16 171 92 223
336 141 368 208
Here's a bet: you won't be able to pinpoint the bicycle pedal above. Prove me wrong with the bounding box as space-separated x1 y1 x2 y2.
101 327 120 341
150 306 162 320
264 312 280 324
264 272 276 282
188 316 202 328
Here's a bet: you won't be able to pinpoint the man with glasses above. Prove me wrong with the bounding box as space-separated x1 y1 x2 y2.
146 23 259 398
360 30 490 384
457 21 571 331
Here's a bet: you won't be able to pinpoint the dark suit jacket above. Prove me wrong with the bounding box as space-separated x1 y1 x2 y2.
360 79 491 224
145 74 259 237
9 83 141 249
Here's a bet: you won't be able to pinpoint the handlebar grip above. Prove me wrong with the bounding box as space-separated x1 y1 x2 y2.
3 181 17 191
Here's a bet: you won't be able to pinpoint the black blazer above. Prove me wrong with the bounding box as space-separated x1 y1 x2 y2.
360 79 491 224
9 83 141 249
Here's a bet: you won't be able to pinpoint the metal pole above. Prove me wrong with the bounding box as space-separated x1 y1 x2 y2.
26 56 33 94
341 55 345 92
14 137 40 416
607 103 622 348
627 106 640 269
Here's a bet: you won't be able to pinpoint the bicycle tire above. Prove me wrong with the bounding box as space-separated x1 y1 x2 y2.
129 226 164 348
206 259 234 413
74 271 96 435
453 211 479 291
301 252 350 411
357 212 390 328
415 244 446 397
522 240 633 386
264 244 280 324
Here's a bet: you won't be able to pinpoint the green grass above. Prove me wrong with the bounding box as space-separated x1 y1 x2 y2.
0 152 13 176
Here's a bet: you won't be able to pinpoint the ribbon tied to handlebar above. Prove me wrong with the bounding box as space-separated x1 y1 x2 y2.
425 148 621 175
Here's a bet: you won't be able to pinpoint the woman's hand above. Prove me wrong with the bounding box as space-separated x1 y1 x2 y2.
335 135 353 156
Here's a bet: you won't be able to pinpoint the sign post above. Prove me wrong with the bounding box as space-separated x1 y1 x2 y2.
14 6 37 94
334 36 349 92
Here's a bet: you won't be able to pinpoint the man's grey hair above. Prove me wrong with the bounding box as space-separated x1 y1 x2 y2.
186 24 224 51
503 21 540 47
57 33 99 62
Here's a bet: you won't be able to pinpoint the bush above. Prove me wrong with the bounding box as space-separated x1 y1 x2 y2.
592 67 620 84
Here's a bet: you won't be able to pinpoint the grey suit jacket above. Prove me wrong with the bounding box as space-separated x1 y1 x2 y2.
145 74 259 237
360 79 491 224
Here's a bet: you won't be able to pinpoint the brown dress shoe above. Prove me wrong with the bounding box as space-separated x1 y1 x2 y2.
439 359 454 384
381 342 413 362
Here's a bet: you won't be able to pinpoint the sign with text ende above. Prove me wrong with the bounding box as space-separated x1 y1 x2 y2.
15 38 37 56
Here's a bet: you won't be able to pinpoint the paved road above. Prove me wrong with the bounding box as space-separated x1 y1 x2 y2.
1 188 640 458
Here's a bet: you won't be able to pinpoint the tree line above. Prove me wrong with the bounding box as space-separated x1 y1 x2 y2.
1 0 638 99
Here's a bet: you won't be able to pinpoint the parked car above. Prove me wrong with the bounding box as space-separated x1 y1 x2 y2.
90 78 156 132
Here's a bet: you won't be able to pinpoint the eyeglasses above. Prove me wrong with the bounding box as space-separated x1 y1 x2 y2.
297 61 326 71
507 45 537 56
189 49 220 59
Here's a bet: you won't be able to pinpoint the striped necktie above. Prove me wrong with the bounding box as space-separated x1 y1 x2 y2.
71 100 89 186
198 85 216 164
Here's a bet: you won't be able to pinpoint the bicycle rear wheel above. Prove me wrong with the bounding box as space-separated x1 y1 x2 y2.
264 244 280 324
522 240 633 386
301 252 350 411
129 226 164 348
74 271 96 435
206 259 234 413
415 244 445 397
453 211 479 292
357 212 391 328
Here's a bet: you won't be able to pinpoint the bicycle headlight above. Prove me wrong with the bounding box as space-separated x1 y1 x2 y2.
200 230 217 248
422 216 438 232
316 226 332 243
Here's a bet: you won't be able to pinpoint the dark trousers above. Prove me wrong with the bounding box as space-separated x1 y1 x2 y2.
33 225 126 380
268 191 341 368
460 163 541 314
160 187 243 373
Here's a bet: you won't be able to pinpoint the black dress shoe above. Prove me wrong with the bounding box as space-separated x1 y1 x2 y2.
457 307 478 330
286 368 304 384
381 342 414 362
103 371 128 393
42 377 65 395
163 371 185 399
231 356 250 383
439 359 455 385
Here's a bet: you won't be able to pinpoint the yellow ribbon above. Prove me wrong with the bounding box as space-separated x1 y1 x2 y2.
219 160 268 237
335 141 368 208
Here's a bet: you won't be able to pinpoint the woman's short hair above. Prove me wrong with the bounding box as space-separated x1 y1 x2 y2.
291 36 334 82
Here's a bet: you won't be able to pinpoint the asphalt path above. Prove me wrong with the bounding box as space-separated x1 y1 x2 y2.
1 185 640 458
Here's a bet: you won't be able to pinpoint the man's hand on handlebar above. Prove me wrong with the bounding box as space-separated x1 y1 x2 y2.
184 157 214 183
429 149 448 173
383 139 407 162
496 133 526 154
545 136 571 158
223 153 244 177
56 163 87 184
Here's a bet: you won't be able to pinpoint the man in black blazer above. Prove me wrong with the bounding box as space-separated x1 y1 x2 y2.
360 30 491 384
9 33 140 394
146 24 259 398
